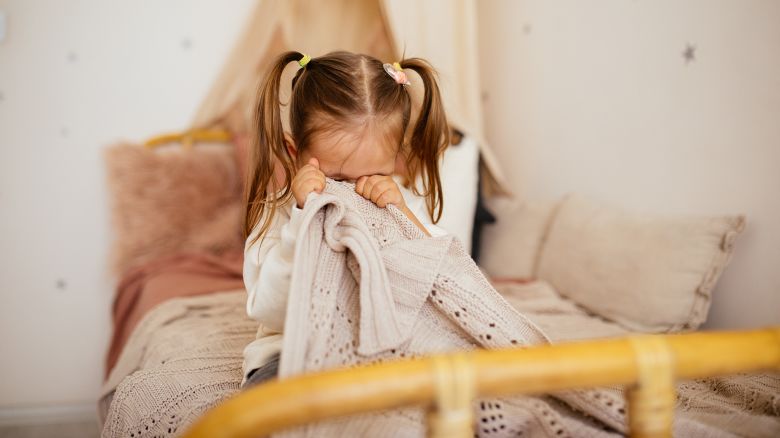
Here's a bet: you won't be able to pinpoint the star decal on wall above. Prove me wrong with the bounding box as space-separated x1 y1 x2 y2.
682 43 696 65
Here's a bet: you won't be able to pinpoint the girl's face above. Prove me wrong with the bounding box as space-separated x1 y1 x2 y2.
286 127 401 183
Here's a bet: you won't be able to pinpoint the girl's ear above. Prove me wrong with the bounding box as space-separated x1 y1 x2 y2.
283 133 297 160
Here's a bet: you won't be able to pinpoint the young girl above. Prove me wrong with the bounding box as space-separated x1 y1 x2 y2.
240 50 451 387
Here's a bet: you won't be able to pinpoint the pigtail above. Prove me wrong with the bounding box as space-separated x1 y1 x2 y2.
399 58 450 224
244 51 305 246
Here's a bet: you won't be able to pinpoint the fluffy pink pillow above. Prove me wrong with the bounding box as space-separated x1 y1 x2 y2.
103 141 244 277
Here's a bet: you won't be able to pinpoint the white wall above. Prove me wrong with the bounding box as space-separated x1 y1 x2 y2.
1 0 778 424
477 1 779 329
0 0 255 420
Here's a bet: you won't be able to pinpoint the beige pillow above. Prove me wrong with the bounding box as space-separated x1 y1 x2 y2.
478 197 563 279
535 194 746 333
103 142 244 277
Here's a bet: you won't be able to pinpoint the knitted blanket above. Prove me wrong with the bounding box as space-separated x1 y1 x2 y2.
98 288 780 438
99 178 779 437
275 179 629 437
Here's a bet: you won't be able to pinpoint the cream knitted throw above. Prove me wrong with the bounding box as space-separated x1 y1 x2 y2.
98 289 780 437
274 179 629 437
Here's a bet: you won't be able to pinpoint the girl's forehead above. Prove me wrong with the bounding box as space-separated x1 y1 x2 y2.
307 131 398 180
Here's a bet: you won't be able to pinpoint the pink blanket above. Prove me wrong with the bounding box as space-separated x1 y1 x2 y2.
104 248 244 379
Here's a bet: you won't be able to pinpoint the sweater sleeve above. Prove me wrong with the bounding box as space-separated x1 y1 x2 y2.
243 203 305 333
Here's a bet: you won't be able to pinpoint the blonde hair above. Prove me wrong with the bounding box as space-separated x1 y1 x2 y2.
243 50 450 246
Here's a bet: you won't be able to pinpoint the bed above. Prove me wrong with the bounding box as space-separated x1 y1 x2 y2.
97 130 779 437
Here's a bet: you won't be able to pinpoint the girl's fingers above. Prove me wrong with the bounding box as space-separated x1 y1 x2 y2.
355 176 369 196
374 187 395 208
294 165 325 182
355 176 400 207
373 178 398 200
296 165 322 181
304 176 325 192
359 176 377 198
369 180 393 203
293 174 318 191
367 175 388 196
298 172 405 209
363 177 377 198
293 175 325 206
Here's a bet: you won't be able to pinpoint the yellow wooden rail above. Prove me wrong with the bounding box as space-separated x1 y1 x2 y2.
143 128 232 150
182 327 780 438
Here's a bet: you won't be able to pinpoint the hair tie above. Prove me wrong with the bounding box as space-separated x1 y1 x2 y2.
383 62 410 86
298 53 311 68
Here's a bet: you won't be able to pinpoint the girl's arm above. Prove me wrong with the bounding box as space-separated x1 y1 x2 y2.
243 204 305 332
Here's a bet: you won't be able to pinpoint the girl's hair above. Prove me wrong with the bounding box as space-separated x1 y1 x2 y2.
243 50 450 246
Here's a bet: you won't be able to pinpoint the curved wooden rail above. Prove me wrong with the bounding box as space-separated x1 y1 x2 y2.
143 128 232 149
182 327 780 438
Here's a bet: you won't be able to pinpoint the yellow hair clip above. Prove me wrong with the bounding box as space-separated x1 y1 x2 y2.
383 62 410 86
298 53 311 68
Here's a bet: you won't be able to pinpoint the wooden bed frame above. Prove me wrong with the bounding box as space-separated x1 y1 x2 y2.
181 327 779 438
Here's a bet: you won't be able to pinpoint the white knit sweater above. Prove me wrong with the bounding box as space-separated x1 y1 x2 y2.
242 176 448 384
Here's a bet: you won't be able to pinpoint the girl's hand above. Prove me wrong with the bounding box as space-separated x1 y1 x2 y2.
355 175 406 209
292 157 325 208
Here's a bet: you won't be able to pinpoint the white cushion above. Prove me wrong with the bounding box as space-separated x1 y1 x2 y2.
401 134 480 253
436 134 479 253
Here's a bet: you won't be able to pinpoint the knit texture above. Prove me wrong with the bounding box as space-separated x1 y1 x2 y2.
98 288 780 437
99 179 780 437
99 290 255 437
274 179 630 437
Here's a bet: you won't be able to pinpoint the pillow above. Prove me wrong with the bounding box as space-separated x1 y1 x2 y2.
535 194 746 333
394 131 480 255
103 141 244 277
436 133 480 254
478 197 562 279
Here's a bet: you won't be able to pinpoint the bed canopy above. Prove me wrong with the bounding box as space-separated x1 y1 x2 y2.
189 0 509 195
